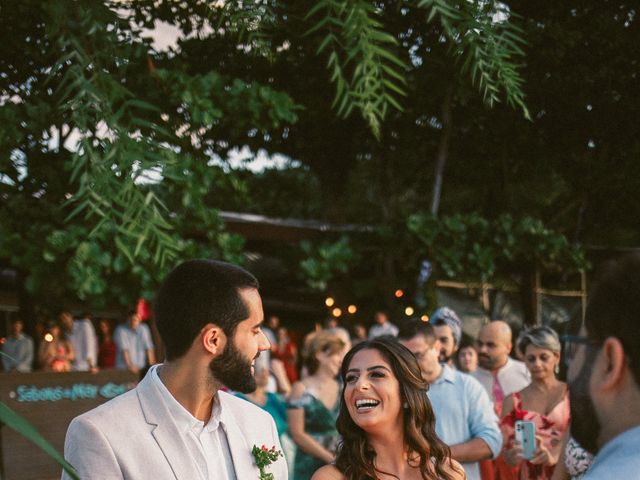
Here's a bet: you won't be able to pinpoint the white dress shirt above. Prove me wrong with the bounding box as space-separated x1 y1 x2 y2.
151 367 237 480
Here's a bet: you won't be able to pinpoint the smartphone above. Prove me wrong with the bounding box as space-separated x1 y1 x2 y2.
515 420 536 460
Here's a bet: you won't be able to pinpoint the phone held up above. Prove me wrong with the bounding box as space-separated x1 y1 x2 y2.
515 420 536 460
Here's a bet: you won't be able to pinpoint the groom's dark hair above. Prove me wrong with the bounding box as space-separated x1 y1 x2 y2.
155 259 259 361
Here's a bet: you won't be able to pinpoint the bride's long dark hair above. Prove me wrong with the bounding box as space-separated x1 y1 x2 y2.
334 338 461 480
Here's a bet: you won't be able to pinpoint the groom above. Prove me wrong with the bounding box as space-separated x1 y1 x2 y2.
63 260 287 479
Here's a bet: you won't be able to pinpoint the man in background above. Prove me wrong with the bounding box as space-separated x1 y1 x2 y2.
114 310 156 374
567 253 640 478
431 306 463 368
60 311 98 372
368 310 398 338
1 317 34 372
398 318 501 480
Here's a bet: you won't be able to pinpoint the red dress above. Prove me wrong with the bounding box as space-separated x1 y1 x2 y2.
272 341 298 383
497 391 570 480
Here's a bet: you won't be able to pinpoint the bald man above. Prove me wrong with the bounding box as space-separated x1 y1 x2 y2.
472 321 530 480
471 321 530 416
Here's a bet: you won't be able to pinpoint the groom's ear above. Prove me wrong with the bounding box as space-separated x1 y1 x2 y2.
200 323 225 356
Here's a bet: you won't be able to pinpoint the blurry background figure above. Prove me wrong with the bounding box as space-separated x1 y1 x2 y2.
60 311 98 372
97 318 116 369
288 331 346 479
368 310 398 339
499 326 569 480
551 436 594 480
350 323 367 346
457 338 479 373
1 317 34 372
272 326 299 384
235 364 297 473
323 318 351 354
39 319 75 372
114 311 155 375
263 314 279 349
431 306 463 368
472 320 530 480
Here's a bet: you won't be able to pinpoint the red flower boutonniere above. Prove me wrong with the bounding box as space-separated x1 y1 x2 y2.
252 444 283 480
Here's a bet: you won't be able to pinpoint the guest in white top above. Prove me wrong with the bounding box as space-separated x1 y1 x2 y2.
368 310 398 339
472 320 530 416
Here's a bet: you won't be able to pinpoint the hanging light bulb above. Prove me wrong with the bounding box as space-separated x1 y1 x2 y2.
325 297 335 307
347 305 357 314
332 307 342 317
394 289 404 298
405 306 414 316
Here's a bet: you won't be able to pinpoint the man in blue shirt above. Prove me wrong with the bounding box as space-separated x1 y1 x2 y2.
114 310 156 374
398 318 501 480
567 253 640 479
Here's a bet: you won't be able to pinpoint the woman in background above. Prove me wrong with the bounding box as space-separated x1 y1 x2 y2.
288 331 346 479
39 320 75 372
272 326 299 384
456 339 478 373
499 326 570 479
313 338 464 480
97 318 116 369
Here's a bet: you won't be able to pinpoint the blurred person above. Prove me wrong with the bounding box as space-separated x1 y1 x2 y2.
472 321 530 480
97 318 116 369
312 337 464 480
63 259 287 479
1 317 34 372
499 326 569 479
287 331 345 479
432 306 463 367
272 326 299 384
399 318 501 480
39 319 75 372
236 364 296 473
564 254 640 478
114 310 156 374
550 436 594 480
368 310 398 339
351 323 368 346
457 338 479 373
60 311 98 372
473 321 530 415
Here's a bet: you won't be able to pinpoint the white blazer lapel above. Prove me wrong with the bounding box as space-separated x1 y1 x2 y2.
219 395 260 479
137 371 205 480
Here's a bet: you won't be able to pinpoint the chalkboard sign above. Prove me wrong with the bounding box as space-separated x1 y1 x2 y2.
0 370 136 480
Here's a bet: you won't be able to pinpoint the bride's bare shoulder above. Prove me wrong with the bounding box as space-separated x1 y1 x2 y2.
311 464 345 480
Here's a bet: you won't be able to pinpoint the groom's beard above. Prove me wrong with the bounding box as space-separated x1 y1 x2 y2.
569 357 601 454
210 339 257 393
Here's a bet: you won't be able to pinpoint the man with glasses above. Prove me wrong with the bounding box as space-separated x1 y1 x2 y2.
398 318 501 480
565 253 640 478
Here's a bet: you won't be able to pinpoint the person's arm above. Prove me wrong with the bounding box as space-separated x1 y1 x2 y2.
86 322 99 372
450 376 503 462
287 382 335 464
122 350 139 374
550 434 570 480
143 325 156 367
500 394 525 466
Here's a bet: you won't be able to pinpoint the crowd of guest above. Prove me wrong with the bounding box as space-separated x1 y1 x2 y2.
1 309 157 375
0 302 600 479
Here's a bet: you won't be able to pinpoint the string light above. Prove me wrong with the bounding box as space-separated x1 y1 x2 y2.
394 289 404 298
421 315 429 322
347 305 357 314
332 308 342 317
405 306 414 316
325 297 335 307
44 333 54 342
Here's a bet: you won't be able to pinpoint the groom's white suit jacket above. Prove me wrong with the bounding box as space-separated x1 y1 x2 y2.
62 367 287 480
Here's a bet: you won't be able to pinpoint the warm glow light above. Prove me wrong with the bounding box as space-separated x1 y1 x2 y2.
394 289 404 298
44 333 54 342
405 306 414 316
347 305 357 314
421 315 429 322
325 297 335 307
332 308 342 317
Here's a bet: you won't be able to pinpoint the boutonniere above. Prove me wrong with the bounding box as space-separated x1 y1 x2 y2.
252 444 283 480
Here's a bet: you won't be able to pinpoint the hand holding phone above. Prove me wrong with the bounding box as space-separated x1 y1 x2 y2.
515 420 537 460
